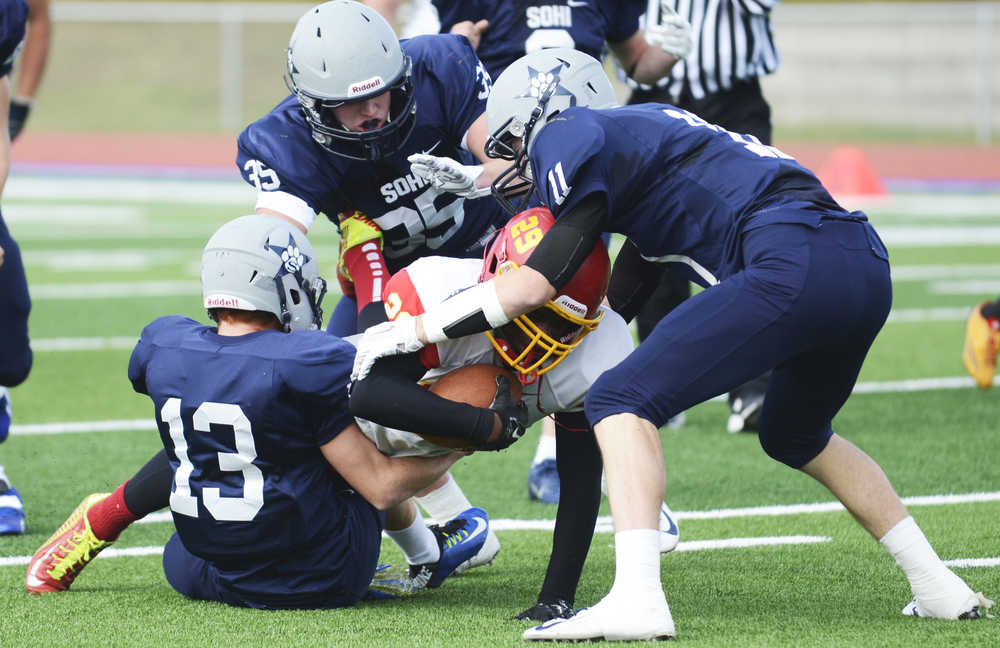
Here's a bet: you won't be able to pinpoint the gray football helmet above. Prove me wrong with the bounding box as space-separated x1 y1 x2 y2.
202 214 327 332
286 1 416 161
485 48 617 214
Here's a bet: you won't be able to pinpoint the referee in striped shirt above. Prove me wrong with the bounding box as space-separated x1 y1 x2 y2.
621 0 780 433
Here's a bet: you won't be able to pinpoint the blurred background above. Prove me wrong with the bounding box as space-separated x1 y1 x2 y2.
7 0 999 182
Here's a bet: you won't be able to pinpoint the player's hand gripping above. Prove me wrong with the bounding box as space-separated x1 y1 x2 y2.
482 375 528 451
645 1 693 60
408 154 491 199
351 316 425 382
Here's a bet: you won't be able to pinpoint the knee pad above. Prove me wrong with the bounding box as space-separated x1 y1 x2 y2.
757 415 833 469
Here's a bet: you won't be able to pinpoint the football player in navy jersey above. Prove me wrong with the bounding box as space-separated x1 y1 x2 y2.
0 0 31 536
352 49 993 639
368 0 691 86
25 214 490 608
236 0 511 339
390 0 693 506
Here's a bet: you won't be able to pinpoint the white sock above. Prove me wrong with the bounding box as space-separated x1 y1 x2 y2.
879 516 950 599
415 473 472 524
0 465 10 492
532 432 557 466
415 473 500 561
385 509 440 566
609 529 662 598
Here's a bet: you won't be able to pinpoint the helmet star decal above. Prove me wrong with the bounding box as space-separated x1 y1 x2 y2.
268 234 310 276
517 63 576 107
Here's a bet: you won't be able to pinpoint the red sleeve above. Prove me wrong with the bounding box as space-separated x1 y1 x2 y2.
381 269 441 370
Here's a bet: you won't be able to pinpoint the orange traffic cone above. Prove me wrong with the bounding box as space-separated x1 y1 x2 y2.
817 146 885 196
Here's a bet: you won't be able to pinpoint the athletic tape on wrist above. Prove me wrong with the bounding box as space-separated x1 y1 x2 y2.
422 281 508 343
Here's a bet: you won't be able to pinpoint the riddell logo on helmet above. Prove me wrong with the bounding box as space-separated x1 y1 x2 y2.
348 76 384 97
553 295 586 317
205 294 255 310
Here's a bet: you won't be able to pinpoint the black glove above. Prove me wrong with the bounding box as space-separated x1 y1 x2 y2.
514 597 575 622
9 98 31 141
482 374 527 451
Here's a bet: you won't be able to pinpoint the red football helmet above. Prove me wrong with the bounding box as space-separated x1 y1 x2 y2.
480 207 610 379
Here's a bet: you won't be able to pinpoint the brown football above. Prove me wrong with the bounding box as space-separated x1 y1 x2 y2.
421 364 523 450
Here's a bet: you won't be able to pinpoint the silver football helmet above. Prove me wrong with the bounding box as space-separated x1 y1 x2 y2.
485 48 617 214
202 214 327 332
286 1 416 160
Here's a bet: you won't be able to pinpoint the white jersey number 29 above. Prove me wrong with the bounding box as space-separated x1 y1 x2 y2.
160 398 264 522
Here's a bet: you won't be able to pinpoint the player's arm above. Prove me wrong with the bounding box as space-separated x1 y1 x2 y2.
351 195 607 380
350 356 519 448
321 420 463 510
609 27 683 86
9 0 50 140
420 193 607 342
606 238 667 322
406 112 508 198
0 74 10 200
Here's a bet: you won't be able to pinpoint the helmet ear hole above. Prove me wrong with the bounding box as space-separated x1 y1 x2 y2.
289 289 302 305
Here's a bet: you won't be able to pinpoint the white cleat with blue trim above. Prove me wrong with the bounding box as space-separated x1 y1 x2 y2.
523 591 676 642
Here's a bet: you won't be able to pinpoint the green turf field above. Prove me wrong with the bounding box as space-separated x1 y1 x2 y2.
0 178 997 646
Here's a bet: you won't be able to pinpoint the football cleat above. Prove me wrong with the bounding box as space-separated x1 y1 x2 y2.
523 590 676 641
0 387 11 443
901 569 994 620
410 507 489 589
659 501 680 554
962 301 1000 389
25 493 111 594
453 526 500 574
0 486 26 535
726 391 764 434
515 598 576 622
528 458 560 504
364 563 415 600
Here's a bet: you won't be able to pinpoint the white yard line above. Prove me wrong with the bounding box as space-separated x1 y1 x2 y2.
7 373 988 438
0 535 837 567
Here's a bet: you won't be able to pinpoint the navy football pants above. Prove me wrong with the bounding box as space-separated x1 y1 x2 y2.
586 216 892 468
0 211 32 387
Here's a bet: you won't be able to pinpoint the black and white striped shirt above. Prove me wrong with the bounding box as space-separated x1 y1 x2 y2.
625 0 780 101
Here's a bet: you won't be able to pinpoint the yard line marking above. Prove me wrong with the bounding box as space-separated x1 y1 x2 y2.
633 491 1000 522
672 536 830 551
30 280 201 299
4 176 255 205
945 558 1000 568
3 205 145 224
126 491 1000 529
13 419 157 435
32 337 138 352
5 374 987 436
3 543 998 570
931 280 1000 295
877 226 1000 246
886 307 969 323
0 535 834 568
891 264 1000 280
23 307 974 353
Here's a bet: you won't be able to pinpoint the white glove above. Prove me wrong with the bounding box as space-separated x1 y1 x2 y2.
408 154 491 199
351 316 424 382
646 1 693 60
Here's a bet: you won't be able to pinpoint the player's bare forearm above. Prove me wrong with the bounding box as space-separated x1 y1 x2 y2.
15 0 51 99
416 266 556 344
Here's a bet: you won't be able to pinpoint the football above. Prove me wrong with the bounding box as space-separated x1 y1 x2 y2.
420 364 523 450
